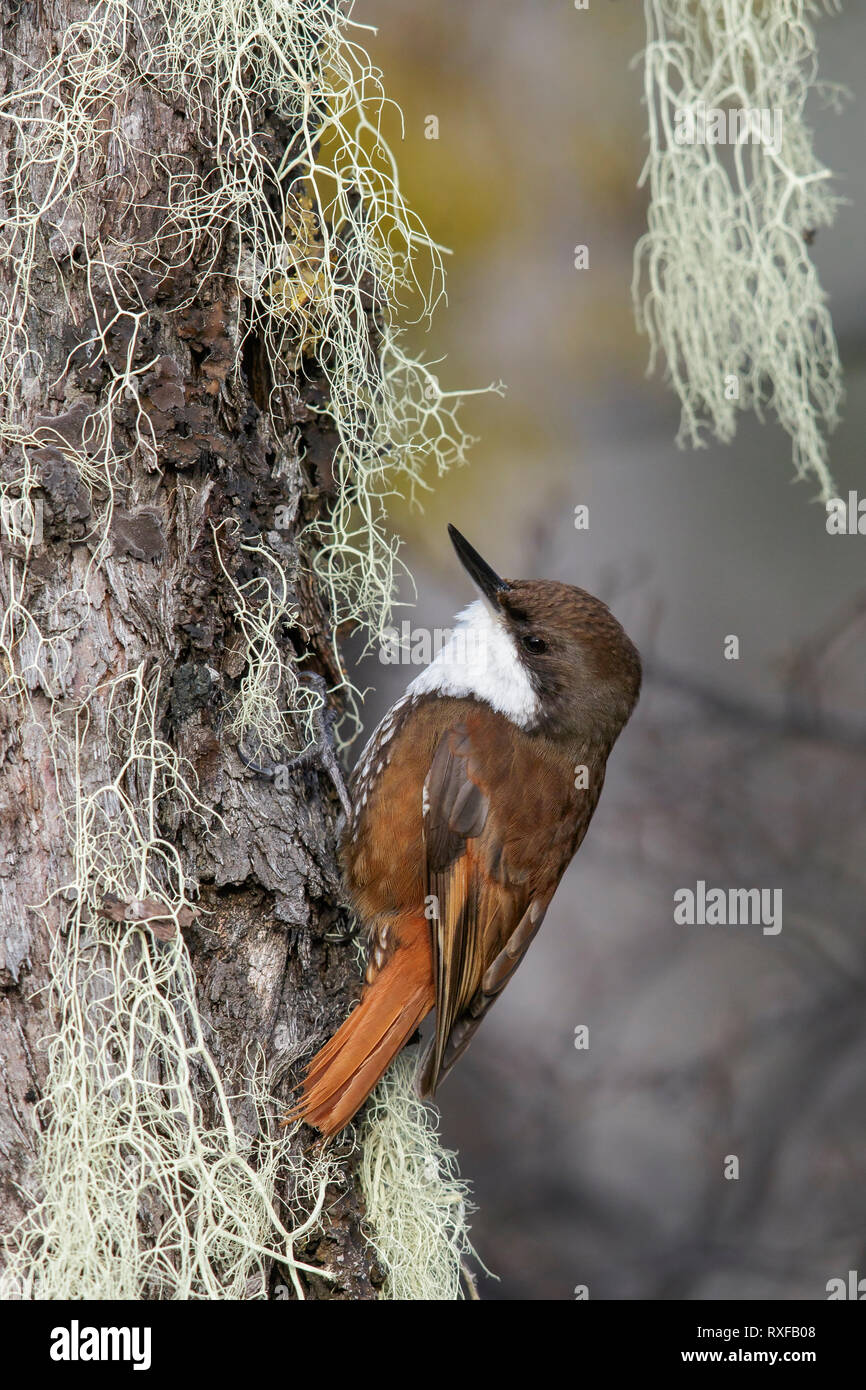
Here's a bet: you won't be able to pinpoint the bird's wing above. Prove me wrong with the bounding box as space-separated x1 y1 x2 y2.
420 720 550 1096
419 896 549 1096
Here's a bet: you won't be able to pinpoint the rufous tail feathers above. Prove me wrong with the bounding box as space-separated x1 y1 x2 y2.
289 915 434 1137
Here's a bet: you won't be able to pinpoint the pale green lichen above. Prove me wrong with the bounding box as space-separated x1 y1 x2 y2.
360 1053 478 1301
633 0 845 498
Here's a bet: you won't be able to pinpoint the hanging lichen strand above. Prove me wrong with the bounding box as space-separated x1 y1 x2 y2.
0 0 482 1299
360 1054 476 1302
633 0 845 498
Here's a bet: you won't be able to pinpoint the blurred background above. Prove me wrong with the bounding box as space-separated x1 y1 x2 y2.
348 0 866 1298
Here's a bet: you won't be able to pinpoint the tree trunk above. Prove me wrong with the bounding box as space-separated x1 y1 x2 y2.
0 0 378 1299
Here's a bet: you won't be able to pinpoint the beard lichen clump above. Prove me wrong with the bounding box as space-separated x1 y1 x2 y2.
360 1053 477 1301
633 0 845 498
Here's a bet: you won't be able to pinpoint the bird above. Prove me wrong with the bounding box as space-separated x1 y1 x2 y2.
290 524 641 1136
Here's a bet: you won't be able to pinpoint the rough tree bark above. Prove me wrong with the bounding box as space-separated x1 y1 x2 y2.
0 1 378 1298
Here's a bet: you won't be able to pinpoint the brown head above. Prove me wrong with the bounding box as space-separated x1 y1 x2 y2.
445 524 641 747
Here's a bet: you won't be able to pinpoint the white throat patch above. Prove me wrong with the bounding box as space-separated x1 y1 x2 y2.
406 599 539 728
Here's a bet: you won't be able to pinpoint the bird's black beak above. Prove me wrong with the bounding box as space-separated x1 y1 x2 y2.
448 524 510 603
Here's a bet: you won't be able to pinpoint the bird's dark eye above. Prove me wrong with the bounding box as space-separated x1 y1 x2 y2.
521 634 547 654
